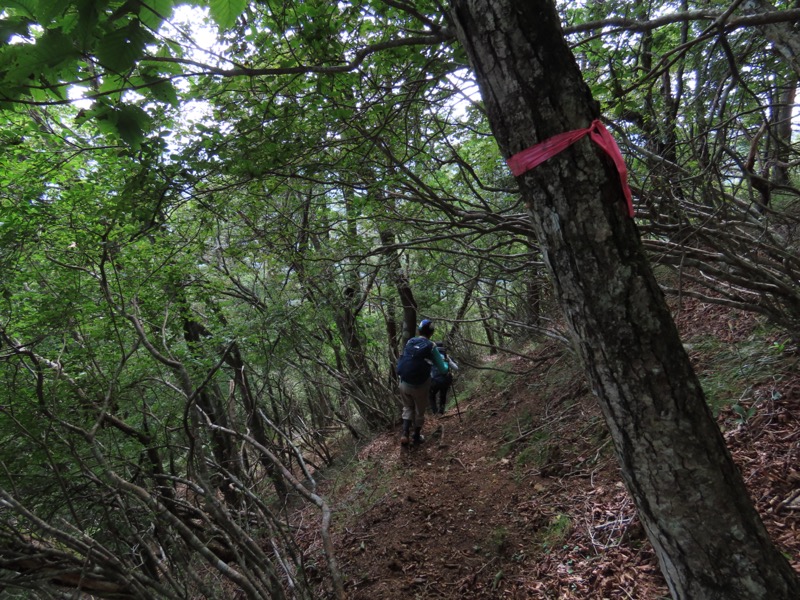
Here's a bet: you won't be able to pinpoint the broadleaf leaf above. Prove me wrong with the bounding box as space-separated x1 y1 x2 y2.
95 21 153 73
208 0 246 31
138 0 175 32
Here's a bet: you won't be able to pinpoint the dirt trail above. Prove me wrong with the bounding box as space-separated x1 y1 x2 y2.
298 302 800 599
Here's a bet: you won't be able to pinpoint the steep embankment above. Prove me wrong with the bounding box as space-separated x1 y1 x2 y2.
297 299 800 599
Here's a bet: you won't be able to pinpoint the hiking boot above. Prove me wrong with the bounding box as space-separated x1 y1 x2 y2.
400 419 411 446
412 427 424 445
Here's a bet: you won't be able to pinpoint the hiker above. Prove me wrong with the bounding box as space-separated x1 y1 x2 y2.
429 341 458 415
396 319 449 445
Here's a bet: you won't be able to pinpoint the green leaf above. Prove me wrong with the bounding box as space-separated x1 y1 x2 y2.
138 0 175 32
144 76 179 106
55 10 79 36
35 28 78 66
0 17 33 43
208 0 246 31
114 104 151 147
95 21 153 73
82 101 151 147
3 0 37 19
108 0 141 22
1 29 77 96
34 0 65 25
98 73 129 102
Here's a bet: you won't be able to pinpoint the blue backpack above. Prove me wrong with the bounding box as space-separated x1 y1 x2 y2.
396 337 434 385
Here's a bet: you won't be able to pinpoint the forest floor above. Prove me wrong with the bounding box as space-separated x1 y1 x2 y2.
295 297 800 599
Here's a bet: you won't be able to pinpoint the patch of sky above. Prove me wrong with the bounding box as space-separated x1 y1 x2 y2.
446 69 482 121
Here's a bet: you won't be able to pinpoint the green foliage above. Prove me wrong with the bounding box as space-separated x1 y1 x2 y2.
689 330 788 419
489 526 509 555
535 513 572 553
139 0 175 31
0 0 183 141
731 401 759 425
515 431 554 469
96 21 154 72
207 0 247 30
0 1 798 596
321 455 399 524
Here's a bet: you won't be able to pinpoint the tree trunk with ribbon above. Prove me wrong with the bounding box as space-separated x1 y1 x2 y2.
447 0 800 598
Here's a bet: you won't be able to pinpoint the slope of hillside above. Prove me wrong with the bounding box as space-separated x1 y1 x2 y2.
297 298 800 599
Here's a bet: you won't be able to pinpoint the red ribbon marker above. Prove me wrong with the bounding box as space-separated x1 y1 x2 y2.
506 119 634 218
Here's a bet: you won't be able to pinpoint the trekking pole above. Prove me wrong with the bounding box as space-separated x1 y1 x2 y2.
451 378 463 422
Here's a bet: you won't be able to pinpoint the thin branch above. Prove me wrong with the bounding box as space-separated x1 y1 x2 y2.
564 8 800 35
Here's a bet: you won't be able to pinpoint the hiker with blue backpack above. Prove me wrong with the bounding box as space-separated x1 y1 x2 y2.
396 319 449 446
429 341 458 415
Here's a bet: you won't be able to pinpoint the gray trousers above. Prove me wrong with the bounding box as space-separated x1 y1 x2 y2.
399 379 431 428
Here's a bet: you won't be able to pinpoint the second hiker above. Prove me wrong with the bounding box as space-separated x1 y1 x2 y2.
429 341 458 415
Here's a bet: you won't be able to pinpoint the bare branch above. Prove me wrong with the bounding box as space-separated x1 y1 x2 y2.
564 9 800 35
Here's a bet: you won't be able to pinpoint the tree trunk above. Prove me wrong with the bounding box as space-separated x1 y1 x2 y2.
742 0 800 77
476 296 497 355
449 270 480 346
446 1 800 598
768 80 796 188
379 227 418 346
224 342 289 501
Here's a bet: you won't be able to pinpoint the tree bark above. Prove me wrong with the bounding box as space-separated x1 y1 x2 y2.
379 227 418 347
741 0 800 77
446 1 800 598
